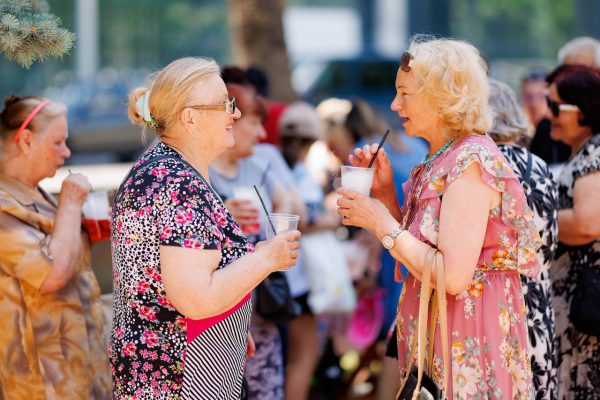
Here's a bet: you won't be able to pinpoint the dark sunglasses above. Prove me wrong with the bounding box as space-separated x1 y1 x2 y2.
546 96 579 117
400 51 413 72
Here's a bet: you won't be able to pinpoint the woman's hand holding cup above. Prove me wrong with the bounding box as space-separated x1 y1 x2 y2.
59 174 92 208
255 230 301 272
348 144 395 200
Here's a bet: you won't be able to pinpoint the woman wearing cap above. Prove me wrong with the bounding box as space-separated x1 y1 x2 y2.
545 64 600 399
111 58 300 399
0 95 110 399
337 38 540 398
488 79 559 400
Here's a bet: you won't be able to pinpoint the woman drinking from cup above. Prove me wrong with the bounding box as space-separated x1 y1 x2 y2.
0 95 110 399
111 57 300 399
337 38 541 399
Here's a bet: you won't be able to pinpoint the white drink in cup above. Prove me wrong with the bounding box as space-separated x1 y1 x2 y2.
265 213 300 240
340 166 375 196
232 186 263 236
81 190 111 242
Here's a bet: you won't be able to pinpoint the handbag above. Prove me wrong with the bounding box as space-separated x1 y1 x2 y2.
569 264 600 337
396 248 449 400
300 231 356 314
255 271 301 324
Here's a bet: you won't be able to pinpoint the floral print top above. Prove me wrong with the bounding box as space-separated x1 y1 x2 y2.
110 142 253 399
395 134 541 399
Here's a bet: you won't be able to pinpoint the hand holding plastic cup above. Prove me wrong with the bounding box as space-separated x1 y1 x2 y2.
341 166 375 196
82 190 111 242
232 186 262 236
265 213 300 240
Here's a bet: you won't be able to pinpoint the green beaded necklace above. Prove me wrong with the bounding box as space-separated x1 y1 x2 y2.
421 135 458 165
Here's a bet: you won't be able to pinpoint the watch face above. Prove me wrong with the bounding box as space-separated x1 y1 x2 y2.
382 235 393 249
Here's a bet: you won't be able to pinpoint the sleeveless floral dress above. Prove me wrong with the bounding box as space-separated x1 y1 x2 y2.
395 134 541 399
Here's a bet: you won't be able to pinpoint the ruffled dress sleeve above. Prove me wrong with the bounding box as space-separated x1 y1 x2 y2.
417 135 542 278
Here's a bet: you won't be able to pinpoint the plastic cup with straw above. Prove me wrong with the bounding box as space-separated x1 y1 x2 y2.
253 185 299 239
341 129 390 196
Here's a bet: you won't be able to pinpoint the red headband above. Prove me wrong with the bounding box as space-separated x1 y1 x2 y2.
12 99 51 144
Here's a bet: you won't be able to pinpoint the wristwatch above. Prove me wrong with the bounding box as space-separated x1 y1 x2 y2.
382 225 404 250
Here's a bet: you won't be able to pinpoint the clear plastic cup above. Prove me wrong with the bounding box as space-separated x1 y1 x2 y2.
82 190 111 242
265 213 300 240
340 166 375 196
232 186 262 236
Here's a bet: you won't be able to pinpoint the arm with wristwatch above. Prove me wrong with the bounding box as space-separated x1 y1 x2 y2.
337 143 498 296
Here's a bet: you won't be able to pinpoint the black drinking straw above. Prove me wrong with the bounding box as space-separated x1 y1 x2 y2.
254 185 276 234
367 129 391 168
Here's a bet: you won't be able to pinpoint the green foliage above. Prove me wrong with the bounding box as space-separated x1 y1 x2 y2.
0 0 76 68
450 0 577 59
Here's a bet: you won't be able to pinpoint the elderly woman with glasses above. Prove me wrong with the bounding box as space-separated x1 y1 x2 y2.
111 57 301 400
337 38 541 399
488 79 559 400
545 64 600 400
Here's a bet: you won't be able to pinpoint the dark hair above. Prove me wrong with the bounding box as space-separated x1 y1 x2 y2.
221 66 249 85
546 64 600 133
246 66 269 97
345 99 389 144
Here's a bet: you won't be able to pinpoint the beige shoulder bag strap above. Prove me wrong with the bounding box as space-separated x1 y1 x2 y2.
411 247 436 400
434 250 450 394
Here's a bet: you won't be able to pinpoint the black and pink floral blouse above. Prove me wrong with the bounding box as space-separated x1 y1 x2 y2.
110 142 253 399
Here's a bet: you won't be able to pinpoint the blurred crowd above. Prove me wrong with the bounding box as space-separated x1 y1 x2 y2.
0 34 599 400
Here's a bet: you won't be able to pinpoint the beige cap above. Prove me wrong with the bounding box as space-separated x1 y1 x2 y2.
279 101 324 141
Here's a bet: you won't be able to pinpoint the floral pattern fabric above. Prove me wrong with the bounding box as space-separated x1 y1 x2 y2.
396 134 540 399
550 134 600 400
110 142 253 399
499 144 559 400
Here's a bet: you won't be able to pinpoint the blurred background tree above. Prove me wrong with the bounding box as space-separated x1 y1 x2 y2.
228 0 297 101
0 0 75 68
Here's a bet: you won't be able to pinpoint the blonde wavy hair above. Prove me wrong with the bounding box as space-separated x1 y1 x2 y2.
128 57 220 136
407 36 492 136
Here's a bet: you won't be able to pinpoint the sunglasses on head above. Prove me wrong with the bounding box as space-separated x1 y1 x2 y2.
546 96 579 117
400 51 413 72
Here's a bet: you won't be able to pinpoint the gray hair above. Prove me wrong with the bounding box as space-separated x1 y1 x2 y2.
558 36 600 67
488 79 530 143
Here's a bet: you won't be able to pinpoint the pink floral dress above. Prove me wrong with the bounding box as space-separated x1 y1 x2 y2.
395 134 541 399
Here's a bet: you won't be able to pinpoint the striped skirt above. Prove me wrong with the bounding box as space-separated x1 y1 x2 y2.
182 294 252 399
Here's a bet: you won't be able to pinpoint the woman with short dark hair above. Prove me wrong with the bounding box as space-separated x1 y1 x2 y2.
546 64 600 399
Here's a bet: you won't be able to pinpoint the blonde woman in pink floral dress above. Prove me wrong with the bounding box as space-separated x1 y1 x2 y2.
337 38 541 399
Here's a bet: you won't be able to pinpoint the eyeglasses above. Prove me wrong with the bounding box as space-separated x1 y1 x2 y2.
546 96 579 117
400 51 413 72
188 97 236 114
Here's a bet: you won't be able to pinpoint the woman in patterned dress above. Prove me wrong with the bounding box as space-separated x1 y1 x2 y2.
337 38 540 399
0 96 111 399
545 64 600 400
110 57 301 399
488 79 559 400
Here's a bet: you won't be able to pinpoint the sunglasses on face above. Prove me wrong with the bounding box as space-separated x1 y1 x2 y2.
400 51 413 72
188 97 237 114
546 96 579 117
